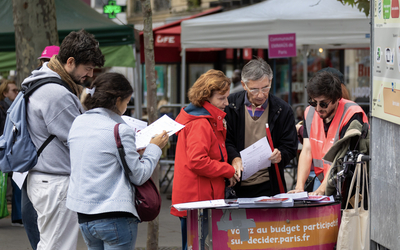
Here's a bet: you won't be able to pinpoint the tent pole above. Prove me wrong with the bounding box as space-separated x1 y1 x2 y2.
133 44 142 119
272 59 276 95
302 45 309 108
288 57 292 106
181 48 186 107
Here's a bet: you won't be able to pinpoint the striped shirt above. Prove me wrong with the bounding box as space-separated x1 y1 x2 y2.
244 94 269 120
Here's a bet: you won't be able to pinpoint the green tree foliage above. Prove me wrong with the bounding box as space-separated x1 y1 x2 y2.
338 0 370 16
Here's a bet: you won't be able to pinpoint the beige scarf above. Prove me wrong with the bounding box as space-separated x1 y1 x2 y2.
47 55 82 97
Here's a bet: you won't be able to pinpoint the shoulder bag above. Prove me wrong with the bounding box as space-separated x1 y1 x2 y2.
114 123 161 222
337 154 370 250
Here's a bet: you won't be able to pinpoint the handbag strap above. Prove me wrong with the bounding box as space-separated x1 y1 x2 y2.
113 123 133 179
361 159 369 211
344 154 363 210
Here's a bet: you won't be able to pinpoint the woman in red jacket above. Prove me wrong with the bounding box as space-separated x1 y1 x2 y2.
171 69 239 250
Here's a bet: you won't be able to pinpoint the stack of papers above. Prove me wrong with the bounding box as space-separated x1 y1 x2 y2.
237 197 294 208
172 193 335 211
274 192 335 204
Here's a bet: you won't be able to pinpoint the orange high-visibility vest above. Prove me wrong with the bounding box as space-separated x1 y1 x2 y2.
304 99 369 180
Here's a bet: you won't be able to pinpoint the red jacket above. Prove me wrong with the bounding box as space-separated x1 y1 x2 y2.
171 101 235 217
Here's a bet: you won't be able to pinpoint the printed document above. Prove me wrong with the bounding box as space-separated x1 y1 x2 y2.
135 115 185 149
240 137 272 180
121 115 148 133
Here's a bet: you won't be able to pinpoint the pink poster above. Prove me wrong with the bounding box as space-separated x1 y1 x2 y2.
268 33 297 59
188 204 341 250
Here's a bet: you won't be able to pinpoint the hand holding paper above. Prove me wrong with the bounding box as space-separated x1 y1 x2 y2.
149 130 169 149
135 115 185 149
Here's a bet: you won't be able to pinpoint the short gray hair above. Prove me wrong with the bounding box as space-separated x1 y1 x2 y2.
241 57 273 83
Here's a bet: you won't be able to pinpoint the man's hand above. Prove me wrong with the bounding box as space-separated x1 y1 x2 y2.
288 188 304 194
232 157 243 182
269 148 281 164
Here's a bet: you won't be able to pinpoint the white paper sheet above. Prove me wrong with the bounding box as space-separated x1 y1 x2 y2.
121 115 148 133
240 137 272 181
12 172 28 190
274 192 309 200
135 115 185 149
172 199 231 211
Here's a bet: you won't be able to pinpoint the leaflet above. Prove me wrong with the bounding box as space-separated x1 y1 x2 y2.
240 137 272 180
173 199 232 211
121 115 148 133
135 115 185 149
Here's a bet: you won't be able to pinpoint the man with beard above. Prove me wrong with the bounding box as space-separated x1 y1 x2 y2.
21 29 104 250
289 71 368 196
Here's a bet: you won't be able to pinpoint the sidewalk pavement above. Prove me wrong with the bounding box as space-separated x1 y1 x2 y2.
0 168 296 250
0 185 182 250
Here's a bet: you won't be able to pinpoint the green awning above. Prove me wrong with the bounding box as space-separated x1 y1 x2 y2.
0 0 135 52
0 45 135 72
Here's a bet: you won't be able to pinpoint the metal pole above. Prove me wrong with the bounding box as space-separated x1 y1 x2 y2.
288 57 292 106
302 45 309 107
181 48 186 107
133 43 142 119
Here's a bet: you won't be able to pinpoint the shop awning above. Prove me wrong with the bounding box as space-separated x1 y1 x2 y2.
140 6 223 63
154 26 181 47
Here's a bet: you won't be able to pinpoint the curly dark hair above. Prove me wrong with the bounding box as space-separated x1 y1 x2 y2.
84 73 133 114
307 71 342 103
188 69 230 107
58 29 105 67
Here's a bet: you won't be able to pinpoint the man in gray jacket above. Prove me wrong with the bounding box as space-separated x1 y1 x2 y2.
21 29 104 250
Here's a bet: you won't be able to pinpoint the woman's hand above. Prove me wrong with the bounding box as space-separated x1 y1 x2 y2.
287 188 305 194
149 130 169 149
232 157 243 181
227 176 237 187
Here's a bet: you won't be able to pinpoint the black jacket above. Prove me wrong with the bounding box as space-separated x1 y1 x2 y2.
224 90 297 194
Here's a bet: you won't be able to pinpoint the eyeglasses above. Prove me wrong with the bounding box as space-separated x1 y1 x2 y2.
245 83 271 95
308 99 332 109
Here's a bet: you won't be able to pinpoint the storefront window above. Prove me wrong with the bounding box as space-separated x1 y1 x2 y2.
345 49 370 114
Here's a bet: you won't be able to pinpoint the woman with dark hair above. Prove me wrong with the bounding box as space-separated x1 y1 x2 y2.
171 69 238 250
67 72 169 249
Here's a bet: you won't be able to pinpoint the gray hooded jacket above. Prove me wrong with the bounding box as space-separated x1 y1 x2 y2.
21 62 85 175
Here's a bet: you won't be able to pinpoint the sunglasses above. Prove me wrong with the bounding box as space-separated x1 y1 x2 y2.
308 99 332 109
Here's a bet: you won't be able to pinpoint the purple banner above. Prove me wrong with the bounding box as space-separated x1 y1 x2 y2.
268 33 297 58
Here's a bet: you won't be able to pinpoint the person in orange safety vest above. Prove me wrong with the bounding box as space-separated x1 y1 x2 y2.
289 71 368 196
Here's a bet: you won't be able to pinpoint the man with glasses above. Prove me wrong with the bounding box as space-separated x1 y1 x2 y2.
289 71 368 195
225 58 297 197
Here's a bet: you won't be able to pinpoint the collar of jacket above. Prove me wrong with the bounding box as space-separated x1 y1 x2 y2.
86 107 125 124
227 90 283 133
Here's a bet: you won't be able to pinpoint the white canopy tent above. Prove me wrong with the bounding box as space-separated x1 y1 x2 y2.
179 0 371 105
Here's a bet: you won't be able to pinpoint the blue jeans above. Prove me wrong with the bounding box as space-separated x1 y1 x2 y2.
309 170 322 191
79 217 140 250
21 179 39 250
11 179 22 222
